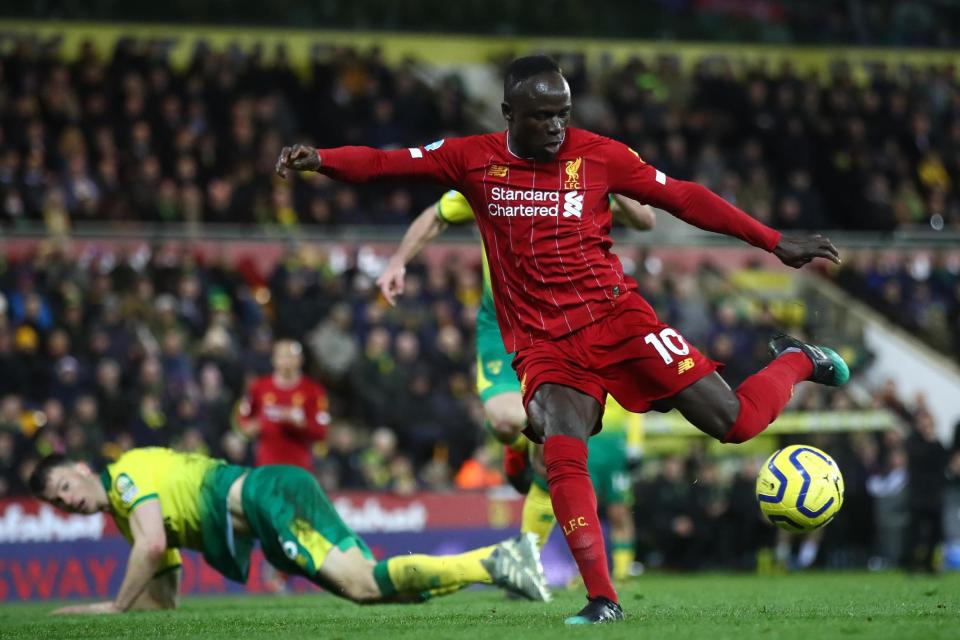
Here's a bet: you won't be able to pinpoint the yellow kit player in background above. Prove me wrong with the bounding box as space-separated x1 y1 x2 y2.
29 447 550 614
377 190 654 581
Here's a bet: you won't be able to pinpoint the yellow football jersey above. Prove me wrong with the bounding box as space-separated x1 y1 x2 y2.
101 447 222 572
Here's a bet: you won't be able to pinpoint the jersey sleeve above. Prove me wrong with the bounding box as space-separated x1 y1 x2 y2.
603 139 781 251
105 454 164 546
436 190 476 225
319 137 466 187
300 382 330 441
110 470 160 518
154 548 182 575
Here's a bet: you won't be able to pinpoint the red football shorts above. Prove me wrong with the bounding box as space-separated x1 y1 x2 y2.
513 292 721 443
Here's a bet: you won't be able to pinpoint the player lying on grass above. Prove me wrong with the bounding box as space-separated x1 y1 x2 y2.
29 447 550 614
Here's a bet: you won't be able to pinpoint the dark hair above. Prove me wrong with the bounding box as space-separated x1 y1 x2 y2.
29 453 71 496
504 55 562 98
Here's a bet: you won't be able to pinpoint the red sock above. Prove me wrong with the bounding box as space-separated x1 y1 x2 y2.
543 434 617 603
503 444 528 478
723 351 813 443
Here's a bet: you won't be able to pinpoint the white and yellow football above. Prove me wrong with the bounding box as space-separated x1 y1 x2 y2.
756 444 844 532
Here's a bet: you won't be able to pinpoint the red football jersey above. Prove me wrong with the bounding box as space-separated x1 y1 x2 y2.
237 375 329 470
320 128 780 352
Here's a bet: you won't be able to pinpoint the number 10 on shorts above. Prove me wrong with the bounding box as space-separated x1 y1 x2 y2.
644 328 690 365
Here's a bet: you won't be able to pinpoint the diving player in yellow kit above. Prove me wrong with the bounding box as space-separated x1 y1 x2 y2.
29 447 550 614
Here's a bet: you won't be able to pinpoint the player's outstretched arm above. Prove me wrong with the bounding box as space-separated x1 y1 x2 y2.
276 139 464 186
611 195 655 231
377 203 449 306
51 499 171 615
772 234 841 269
113 499 170 611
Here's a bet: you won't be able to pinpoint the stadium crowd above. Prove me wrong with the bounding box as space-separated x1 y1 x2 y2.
0 240 957 571
830 250 960 362
2 36 960 232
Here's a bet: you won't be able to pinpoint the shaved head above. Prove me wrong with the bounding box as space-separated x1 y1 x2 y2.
503 55 562 100
501 56 571 161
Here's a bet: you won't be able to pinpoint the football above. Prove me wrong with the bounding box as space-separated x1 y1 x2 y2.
756 445 845 532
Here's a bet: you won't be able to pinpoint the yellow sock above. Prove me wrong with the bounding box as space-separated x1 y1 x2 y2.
506 433 528 453
612 543 634 581
375 546 495 600
421 583 467 600
521 479 556 548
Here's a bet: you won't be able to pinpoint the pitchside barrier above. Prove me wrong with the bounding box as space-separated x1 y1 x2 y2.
0 491 555 602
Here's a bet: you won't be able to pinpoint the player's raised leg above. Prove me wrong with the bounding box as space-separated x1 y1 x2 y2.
663 333 850 443
527 384 624 624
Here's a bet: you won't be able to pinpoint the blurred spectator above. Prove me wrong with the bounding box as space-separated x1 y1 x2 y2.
454 446 504 490
322 421 367 491
637 456 700 570
306 302 359 388
866 446 908 569
724 457 776 570
903 410 950 572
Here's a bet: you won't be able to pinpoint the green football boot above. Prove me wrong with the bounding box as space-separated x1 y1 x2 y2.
768 333 850 387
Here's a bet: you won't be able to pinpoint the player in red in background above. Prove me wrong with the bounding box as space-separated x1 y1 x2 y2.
237 339 329 471
276 56 849 624
236 338 330 594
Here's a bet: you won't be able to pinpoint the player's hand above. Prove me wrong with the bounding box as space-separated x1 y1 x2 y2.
376 258 407 306
275 144 321 178
52 601 121 615
772 234 841 269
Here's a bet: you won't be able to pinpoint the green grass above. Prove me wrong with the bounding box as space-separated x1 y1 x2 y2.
2 572 958 639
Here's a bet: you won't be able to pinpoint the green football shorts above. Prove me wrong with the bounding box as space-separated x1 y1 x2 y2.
199 463 253 583
200 464 372 586
587 433 632 507
240 465 373 587
475 305 521 403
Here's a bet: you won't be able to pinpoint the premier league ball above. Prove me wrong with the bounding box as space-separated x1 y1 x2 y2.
756 444 844 532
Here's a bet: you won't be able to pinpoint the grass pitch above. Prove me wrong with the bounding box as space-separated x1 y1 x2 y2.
2 572 957 639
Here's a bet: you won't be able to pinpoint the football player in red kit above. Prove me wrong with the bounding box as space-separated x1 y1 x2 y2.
276 56 847 624
237 339 329 470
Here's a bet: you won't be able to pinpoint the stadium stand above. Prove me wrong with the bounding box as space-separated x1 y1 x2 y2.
830 249 960 362
2 34 960 231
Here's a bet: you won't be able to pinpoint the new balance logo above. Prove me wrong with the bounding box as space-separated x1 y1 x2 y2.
562 191 583 218
677 357 695 374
